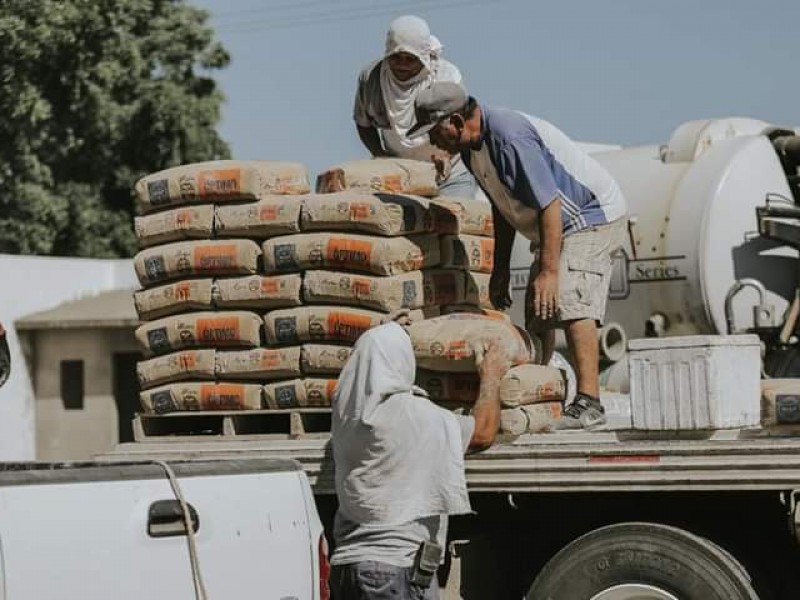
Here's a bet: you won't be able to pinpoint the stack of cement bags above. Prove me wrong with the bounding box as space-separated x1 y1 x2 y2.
132 160 311 414
408 312 567 433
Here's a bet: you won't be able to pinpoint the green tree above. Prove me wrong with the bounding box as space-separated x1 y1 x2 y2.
0 0 230 257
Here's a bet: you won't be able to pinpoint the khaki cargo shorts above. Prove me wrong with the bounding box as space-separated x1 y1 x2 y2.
526 218 627 333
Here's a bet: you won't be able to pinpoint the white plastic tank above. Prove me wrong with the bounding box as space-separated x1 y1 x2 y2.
509 118 798 345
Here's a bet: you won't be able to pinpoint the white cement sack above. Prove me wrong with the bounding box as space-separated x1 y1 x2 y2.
214 196 303 238
500 402 562 435
302 269 465 312
134 279 214 321
316 158 438 196
300 192 432 236
140 382 263 414
409 313 532 372
135 205 214 247
135 311 262 355
215 347 303 380
416 370 480 405
264 306 384 346
134 240 261 287
262 233 439 276
215 274 302 310
300 344 352 375
440 235 494 273
499 364 566 407
430 197 494 237
464 272 492 308
136 349 216 389
262 378 336 409
136 160 310 214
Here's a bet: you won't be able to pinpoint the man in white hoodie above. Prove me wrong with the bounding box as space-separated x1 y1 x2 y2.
329 320 508 599
353 15 476 199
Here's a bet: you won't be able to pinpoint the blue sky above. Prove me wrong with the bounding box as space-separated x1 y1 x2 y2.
194 0 799 175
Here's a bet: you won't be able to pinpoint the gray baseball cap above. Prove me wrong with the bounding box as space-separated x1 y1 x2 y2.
407 81 468 139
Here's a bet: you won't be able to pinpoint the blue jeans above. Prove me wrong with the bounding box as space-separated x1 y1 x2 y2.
331 561 440 600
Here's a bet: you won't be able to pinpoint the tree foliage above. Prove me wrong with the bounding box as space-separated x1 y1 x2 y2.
0 0 230 257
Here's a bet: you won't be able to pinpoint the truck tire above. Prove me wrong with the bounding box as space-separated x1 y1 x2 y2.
526 522 759 600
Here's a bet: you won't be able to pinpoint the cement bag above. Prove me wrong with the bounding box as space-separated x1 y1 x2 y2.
262 233 439 276
264 306 384 346
215 347 303 380
499 364 566 407
134 240 261 287
136 349 216 389
215 274 302 310
430 197 494 237
135 205 214 247
316 158 438 196
416 370 480 405
135 311 262 355
409 313 532 372
440 235 494 273
300 192 432 236
302 269 465 312
214 196 303 238
133 279 214 321
301 344 352 375
135 160 311 214
140 382 262 414
464 272 492 308
500 403 562 435
263 378 336 409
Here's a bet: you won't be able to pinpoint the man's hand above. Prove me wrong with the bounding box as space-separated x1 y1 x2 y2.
476 339 513 382
489 266 512 310
381 308 414 329
532 269 559 319
431 153 451 184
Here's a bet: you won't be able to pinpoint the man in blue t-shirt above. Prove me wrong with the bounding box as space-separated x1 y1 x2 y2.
409 82 628 429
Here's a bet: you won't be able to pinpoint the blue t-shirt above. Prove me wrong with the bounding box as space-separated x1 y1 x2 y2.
462 105 627 237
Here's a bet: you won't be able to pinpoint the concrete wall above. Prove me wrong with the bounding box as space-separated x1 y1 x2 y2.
32 328 139 461
0 255 136 460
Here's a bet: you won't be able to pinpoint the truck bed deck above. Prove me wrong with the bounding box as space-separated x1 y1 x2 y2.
99 425 800 494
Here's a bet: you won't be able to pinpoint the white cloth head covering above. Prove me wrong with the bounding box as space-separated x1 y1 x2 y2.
379 15 440 160
332 322 471 526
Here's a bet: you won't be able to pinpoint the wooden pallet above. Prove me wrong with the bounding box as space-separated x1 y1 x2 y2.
132 409 332 441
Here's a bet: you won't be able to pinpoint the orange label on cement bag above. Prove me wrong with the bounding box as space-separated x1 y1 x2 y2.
177 351 197 369
326 239 373 268
326 379 338 398
194 244 237 272
174 282 192 301
259 205 279 221
328 312 373 342
260 278 280 295
349 203 372 219
376 174 403 192
200 384 245 409
175 209 195 226
444 340 470 360
350 277 372 296
196 317 240 344
259 350 282 368
471 239 494 271
197 169 241 197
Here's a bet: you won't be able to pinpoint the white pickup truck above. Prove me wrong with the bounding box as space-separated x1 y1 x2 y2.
0 459 329 600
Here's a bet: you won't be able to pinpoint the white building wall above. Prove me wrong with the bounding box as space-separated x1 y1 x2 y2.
0 254 136 460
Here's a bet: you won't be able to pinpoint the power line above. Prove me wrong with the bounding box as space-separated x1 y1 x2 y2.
210 0 382 22
215 0 487 35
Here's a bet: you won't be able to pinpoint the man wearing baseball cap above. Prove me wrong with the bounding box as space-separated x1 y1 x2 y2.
410 82 628 429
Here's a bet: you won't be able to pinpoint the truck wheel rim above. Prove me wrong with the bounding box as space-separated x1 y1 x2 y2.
590 583 680 600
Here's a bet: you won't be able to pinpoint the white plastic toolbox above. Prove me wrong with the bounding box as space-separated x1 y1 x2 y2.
628 334 761 430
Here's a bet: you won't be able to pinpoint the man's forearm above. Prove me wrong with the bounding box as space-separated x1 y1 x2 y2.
538 197 562 273
468 375 502 452
356 125 388 158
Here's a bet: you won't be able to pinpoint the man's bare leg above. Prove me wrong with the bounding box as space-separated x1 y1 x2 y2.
540 328 556 366
564 318 599 399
